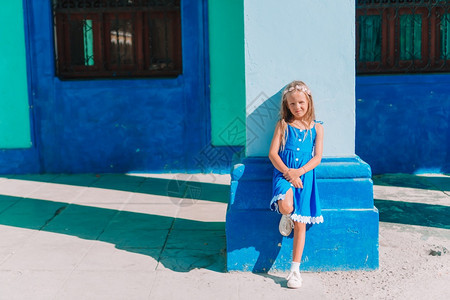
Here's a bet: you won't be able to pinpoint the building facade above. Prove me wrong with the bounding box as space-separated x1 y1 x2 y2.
1 1 447 175
0 0 244 174
355 0 450 174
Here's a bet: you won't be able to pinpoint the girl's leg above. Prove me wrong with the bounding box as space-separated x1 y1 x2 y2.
292 221 306 262
287 222 306 289
278 188 294 215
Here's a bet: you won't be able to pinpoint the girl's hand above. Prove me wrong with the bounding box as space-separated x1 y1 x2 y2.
283 168 301 181
290 177 303 189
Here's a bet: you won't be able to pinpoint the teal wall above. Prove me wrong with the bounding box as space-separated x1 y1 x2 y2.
0 1 31 148
208 0 246 146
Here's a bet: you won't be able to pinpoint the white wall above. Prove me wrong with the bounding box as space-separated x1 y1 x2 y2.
244 0 355 157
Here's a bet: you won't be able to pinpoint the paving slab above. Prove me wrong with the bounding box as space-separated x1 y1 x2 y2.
164 229 225 251
135 177 176 198
157 248 226 272
43 203 118 239
76 242 160 271
91 173 147 192
373 185 449 206
48 174 100 186
177 201 227 222
55 270 156 300
27 182 87 203
373 173 437 190
0 197 66 230
122 201 179 217
0 195 20 213
148 270 326 299
0 270 72 300
134 173 231 184
0 231 94 271
0 226 36 264
98 227 169 250
172 217 225 231
106 209 174 231
0 178 45 198
421 174 450 193
129 191 184 205
74 187 133 205
3 174 59 182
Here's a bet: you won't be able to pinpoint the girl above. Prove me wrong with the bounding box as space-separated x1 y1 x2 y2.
268 80 324 289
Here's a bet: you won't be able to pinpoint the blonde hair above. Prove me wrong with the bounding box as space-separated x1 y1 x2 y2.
278 80 316 151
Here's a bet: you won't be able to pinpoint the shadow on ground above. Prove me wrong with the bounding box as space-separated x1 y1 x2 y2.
373 174 450 192
375 199 450 229
5 174 229 204
0 194 226 273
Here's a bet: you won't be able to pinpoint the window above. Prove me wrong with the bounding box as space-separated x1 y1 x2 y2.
356 0 450 74
358 15 382 62
52 0 182 79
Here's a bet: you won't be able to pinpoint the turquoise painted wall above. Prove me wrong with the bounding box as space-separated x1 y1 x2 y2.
0 1 31 148
208 0 246 146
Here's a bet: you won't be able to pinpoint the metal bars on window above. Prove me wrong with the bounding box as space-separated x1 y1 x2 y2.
52 0 182 79
356 0 450 74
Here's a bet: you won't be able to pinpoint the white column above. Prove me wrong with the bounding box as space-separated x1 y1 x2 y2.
244 0 355 157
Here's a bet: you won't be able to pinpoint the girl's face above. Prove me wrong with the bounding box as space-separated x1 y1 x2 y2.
286 91 309 119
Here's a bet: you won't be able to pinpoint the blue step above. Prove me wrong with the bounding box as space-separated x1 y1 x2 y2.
226 156 379 272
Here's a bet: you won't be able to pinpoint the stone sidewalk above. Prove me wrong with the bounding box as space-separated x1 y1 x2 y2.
0 173 449 299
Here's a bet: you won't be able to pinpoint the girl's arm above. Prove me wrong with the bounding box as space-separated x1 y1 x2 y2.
269 122 303 189
268 121 289 174
284 123 324 180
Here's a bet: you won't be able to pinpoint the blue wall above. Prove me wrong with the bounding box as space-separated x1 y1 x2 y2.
356 74 450 175
0 0 241 174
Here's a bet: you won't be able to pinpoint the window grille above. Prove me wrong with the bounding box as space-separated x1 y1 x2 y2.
52 0 182 79
356 0 450 74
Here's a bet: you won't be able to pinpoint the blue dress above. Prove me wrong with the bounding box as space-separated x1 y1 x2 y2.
270 120 324 224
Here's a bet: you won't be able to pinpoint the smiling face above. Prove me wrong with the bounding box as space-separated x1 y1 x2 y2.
286 91 309 120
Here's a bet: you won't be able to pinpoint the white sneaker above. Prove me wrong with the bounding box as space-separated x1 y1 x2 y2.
279 214 294 236
287 270 303 289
